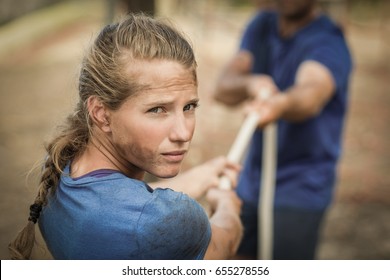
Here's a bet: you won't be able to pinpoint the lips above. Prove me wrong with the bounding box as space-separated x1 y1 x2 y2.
161 150 187 162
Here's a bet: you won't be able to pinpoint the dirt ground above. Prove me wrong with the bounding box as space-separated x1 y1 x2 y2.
0 0 389 260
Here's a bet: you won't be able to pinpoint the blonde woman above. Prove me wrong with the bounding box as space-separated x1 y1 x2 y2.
9 14 242 260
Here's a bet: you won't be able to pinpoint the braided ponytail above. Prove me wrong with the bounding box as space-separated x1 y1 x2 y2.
8 102 90 259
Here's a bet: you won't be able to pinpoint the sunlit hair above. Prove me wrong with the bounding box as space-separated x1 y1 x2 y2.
9 13 197 260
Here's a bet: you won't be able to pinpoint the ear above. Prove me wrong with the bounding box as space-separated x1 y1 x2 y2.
87 96 111 133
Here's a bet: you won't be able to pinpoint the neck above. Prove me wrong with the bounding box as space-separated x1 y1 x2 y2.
278 9 318 38
71 129 145 180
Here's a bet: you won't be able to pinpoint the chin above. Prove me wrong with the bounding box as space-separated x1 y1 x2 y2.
151 168 181 179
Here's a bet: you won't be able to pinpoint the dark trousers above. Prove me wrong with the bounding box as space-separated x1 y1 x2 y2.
237 203 326 260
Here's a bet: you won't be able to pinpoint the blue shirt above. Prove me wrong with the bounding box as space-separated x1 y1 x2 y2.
39 165 211 259
237 11 353 210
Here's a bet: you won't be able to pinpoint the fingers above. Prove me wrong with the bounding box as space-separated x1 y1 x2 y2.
219 159 241 189
243 75 279 128
207 156 228 175
206 188 242 213
224 160 242 172
201 156 241 191
220 168 239 189
247 75 278 100
258 87 272 100
244 102 273 128
206 156 241 178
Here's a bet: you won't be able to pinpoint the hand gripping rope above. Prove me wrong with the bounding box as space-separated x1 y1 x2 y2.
218 88 277 260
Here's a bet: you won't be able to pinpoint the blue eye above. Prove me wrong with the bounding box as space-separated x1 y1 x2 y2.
184 102 199 111
148 107 164 113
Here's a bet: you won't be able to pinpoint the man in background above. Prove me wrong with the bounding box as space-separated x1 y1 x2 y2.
214 0 353 259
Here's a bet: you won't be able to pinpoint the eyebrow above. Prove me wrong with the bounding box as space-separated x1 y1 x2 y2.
143 97 199 107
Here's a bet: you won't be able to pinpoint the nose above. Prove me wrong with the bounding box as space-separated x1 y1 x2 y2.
169 113 194 143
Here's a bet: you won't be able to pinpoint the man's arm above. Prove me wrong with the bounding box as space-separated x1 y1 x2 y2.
214 51 336 126
276 60 336 121
214 50 254 106
246 60 336 126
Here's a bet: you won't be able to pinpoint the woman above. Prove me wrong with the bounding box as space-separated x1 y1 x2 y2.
9 14 242 260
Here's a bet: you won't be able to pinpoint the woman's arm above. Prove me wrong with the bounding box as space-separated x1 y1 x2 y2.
149 156 240 200
204 188 243 259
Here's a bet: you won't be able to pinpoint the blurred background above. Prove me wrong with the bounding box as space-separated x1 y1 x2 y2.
0 0 389 259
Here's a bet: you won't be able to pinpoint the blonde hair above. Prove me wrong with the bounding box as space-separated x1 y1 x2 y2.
9 13 197 259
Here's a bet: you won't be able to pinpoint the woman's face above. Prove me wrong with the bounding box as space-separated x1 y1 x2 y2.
107 60 198 179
